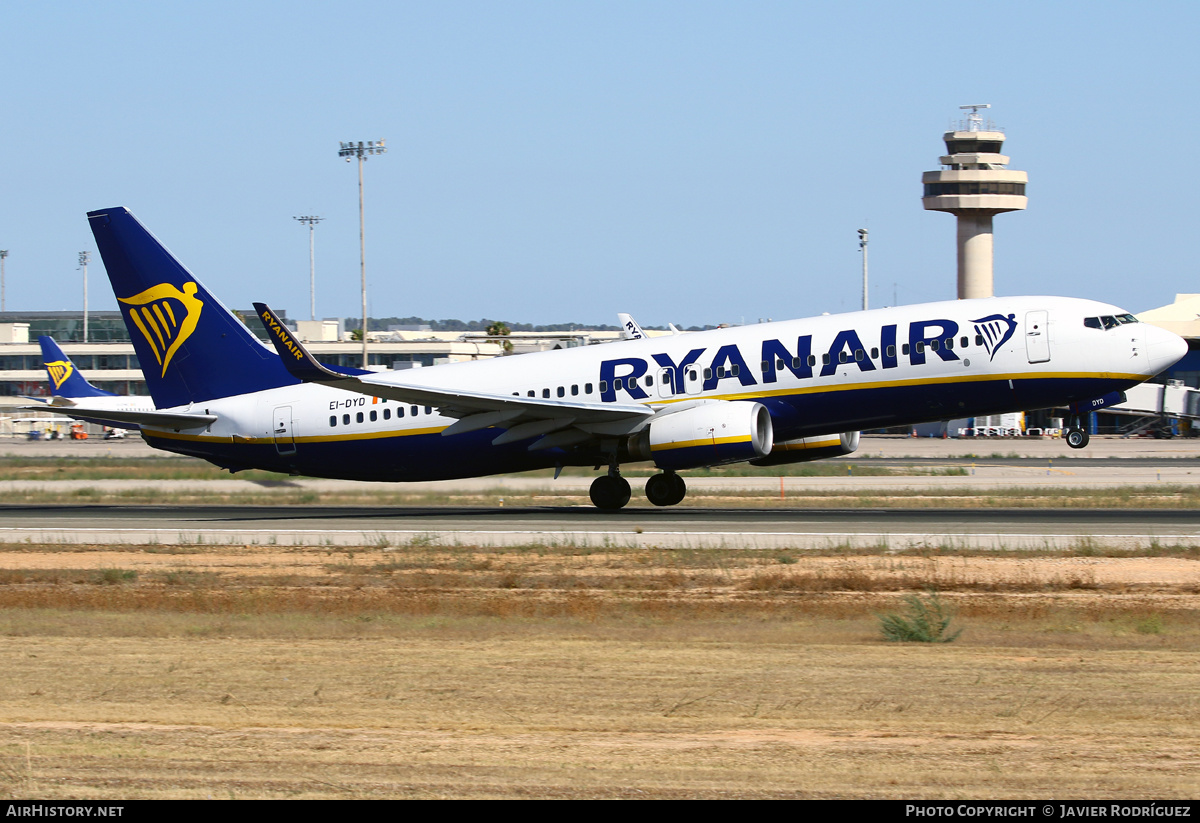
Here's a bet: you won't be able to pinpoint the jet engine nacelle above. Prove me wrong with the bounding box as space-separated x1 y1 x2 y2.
749 430 859 467
627 401 773 470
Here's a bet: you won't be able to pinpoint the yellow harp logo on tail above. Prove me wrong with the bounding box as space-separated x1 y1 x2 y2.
45 360 74 392
118 282 204 378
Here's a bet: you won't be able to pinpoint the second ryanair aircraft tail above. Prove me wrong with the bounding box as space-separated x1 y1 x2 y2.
38 336 112 399
87 207 299 409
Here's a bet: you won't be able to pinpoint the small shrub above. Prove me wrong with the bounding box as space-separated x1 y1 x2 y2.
96 568 137 585
1135 614 1165 635
877 591 962 643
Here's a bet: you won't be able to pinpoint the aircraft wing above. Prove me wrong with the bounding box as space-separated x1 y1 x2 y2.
18 405 216 432
254 304 655 439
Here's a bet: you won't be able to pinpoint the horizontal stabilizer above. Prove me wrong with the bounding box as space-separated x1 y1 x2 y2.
20 406 216 432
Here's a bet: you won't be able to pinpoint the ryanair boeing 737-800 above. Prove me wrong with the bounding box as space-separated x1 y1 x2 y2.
45 207 1185 510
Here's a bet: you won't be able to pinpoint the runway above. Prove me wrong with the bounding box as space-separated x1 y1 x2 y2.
5 503 1199 550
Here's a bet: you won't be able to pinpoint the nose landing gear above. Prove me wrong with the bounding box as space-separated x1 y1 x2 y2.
1065 414 1090 449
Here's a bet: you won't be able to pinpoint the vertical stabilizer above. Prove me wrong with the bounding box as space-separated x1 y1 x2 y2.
87 207 298 408
38 336 112 398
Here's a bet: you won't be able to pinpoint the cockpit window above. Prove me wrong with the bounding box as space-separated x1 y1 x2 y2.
1085 314 1140 330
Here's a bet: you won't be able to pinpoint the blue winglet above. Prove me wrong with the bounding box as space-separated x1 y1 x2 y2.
253 303 342 383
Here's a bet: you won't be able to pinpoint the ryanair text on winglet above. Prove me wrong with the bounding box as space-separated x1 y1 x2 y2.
261 309 304 361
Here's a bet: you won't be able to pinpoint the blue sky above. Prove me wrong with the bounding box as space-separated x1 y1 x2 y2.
2 1 1196 327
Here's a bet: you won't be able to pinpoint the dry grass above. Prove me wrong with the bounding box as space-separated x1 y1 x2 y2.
0 541 1197 798
8 483 1200 510
0 455 960 481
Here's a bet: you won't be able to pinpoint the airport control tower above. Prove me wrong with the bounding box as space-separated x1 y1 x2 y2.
922 105 1027 299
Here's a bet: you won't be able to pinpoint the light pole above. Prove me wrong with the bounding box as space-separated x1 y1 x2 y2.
857 229 868 311
293 215 324 321
78 251 91 342
0 250 8 312
338 140 387 368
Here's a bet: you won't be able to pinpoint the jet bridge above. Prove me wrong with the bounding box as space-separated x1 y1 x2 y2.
1105 381 1200 436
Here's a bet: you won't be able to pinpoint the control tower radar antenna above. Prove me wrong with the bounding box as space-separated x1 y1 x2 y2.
959 104 991 131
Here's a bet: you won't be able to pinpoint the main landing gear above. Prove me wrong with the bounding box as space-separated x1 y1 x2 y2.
644 471 687 507
589 468 688 510
1065 414 1090 450
589 470 631 511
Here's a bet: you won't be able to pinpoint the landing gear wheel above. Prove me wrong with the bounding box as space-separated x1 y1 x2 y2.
666 473 686 506
590 475 632 510
1066 429 1090 449
645 472 687 506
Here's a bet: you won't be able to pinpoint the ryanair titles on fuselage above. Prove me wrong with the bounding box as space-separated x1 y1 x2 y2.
597 313 1018 403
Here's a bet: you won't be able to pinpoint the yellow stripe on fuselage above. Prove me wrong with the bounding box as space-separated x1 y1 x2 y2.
657 370 1144 406
142 371 1138 445
145 425 448 445
650 434 751 452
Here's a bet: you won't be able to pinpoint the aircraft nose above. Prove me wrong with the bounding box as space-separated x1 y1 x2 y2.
1143 323 1188 376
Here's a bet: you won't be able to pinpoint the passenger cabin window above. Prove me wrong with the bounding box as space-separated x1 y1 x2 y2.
571 385 579 396
960 336 968 348
974 335 984 346
370 410 377 422
585 383 594 394
557 386 564 397
384 408 391 420
356 412 364 423
343 414 350 426
822 354 830 365
870 347 879 359
329 416 337 427
887 345 896 358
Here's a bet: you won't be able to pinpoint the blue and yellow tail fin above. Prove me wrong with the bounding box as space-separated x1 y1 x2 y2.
38 335 112 398
87 207 298 408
